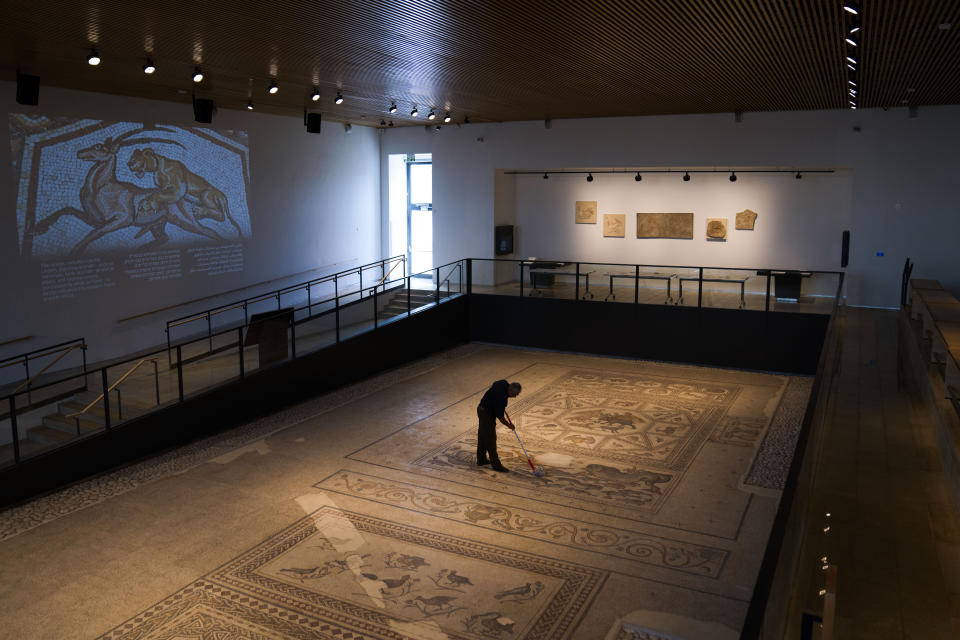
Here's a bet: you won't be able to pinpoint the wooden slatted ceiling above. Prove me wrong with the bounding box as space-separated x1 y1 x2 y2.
0 0 958 126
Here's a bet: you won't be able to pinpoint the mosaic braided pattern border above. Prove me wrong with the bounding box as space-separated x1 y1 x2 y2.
99 506 607 640
0 344 484 542
316 470 729 578
743 376 813 490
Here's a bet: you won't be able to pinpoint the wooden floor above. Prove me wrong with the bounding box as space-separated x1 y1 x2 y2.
816 307 960 638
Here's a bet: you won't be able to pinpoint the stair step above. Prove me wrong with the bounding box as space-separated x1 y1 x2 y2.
42 413 103 435
27 425 77 445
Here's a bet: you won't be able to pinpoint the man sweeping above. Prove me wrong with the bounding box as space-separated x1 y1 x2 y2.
477 380 521 472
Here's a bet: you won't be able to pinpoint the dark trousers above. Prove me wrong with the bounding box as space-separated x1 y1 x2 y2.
476 406 501 466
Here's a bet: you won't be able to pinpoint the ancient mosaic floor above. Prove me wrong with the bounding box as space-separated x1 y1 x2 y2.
0 345 810 639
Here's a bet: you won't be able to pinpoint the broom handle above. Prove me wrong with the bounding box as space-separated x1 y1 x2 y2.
507 411 537 471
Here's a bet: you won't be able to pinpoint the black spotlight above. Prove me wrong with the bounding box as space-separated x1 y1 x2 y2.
683 172 690 182
16 72 40 106
388 120 395 127
305 112 322 134
193 97 214 123
795 171 802 179
634 172 642 182
380 119 386 126
586 173 594 182
543 172 549 179
729 171 737 182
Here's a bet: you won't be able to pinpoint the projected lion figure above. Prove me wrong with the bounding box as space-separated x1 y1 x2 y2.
31 126 240 257
128 148 244 237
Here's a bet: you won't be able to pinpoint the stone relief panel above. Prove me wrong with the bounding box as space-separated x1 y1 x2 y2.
603 214 626 237
576 200 598 224
735 209 758 230
636 213 694 239
706 218 728 240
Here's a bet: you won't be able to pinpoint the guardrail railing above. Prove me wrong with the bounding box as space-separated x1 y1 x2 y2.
0 260 462 468
0 338 87 405
164 255 406 362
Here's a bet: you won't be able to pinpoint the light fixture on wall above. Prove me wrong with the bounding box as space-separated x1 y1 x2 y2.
143 59 156 74
192 67 203 83
334 92 344 104
444 112 452 123
411 106 419 117
389 102 397 113
311 88 320 102
729 171 737 182
683 171 691 182
268 80 278 94
87 49 101 66
634 172 642 182
586 173 594 182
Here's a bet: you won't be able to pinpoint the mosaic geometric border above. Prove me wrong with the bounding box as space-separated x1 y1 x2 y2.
99 506 608 640
315 470 730 578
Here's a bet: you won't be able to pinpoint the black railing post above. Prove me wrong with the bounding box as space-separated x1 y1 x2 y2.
307 282 312 316
243 301 249 326
166 327 172 367
335 297 341 343
23 358 30 405
153 359 161 405
359 268 363 298
9 396 20 464
101 368 111 431
520 261 524 297
374 286 379 329
237 327 245 379
407 276 412 316
436 267 441 304
290 317 297 359
575 263 581 300
697 267 704 309
276 292 281 310
81 341 88 376
207 314 213 352
115 388 122 421
176 345 184 402
765 273 772 312
634 265 640 304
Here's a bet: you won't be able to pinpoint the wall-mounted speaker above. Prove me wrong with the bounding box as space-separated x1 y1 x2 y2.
16 72 39 106
193 98 214 123
495 225 514 255
306 113 322 134
841 230 850 267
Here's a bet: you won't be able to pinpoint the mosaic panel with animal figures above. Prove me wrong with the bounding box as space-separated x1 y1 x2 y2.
100 506 606 640
503 370 741 471
316 470 729 578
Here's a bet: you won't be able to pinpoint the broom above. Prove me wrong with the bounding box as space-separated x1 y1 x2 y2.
506 411 545 477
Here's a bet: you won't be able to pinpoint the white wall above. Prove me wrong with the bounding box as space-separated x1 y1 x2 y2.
0 82 381 365
380 107 960 308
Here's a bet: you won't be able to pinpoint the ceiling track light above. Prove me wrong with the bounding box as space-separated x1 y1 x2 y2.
88 49 101 66
586 173 594 182
848 25 860 34
463 116 470 124
729 171 737 182
192 67 203 83
683 171 691 182
843 2 859 15
845 36 858 47
247 99 254 110
380 119 386 126
388 120 394 127
795 171 802 179
543 172 549 179
411 106 419 117
311 88 320 102
443 112 452 123
334 92 344 104
268 80 278 94
634 172 642 182
427 109 436 120
389 102 397 113
143 58 155 74
848 79 857 86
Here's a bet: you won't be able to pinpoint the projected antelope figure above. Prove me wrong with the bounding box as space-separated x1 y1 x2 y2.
32 126 231 256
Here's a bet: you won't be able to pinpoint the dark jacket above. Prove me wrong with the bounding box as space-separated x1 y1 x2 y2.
479 380 510 420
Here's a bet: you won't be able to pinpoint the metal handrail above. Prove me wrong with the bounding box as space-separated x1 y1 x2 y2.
370 259 404 292
0 338 85 370
66 358 157 419
10 343 86 395
438 262 462 292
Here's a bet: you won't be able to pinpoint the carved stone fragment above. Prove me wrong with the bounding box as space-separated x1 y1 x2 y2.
635 212 694 239
603 214 625 237
706 218 728 240
575 201 597 224
735 209 758 230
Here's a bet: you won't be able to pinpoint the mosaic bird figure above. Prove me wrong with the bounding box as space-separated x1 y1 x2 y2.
408 595 458 612
362 573 413 593
494 581 543 601
279 566 328 581
445 569 473 587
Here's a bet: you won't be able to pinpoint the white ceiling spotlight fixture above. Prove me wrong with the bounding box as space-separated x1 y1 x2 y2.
192 67 204 83
268 80 278 94
311 88 320 102
88 49 101 66
143 58 155 74
334 92 344 104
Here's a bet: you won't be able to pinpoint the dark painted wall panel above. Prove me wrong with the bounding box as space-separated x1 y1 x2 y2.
468 295 828 374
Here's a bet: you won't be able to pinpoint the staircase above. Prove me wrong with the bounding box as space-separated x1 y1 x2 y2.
28 390 153 445
377 288 456 322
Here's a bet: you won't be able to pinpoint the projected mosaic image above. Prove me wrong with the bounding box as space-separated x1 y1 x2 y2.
9 115 251 260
